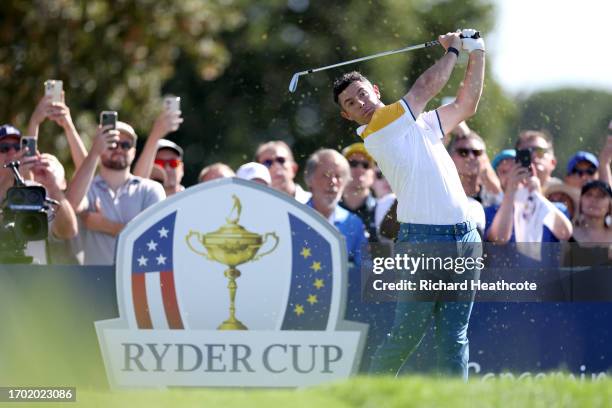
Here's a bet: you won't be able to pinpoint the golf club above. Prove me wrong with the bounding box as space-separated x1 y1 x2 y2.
288 31 480 93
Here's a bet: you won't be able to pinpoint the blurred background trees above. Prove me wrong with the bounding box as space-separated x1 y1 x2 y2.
0 0 609 184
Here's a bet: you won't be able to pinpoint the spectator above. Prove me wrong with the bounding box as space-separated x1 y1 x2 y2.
563 181 612 267
0 125 78 264
304 148 392 372
198 162 235 183
543 179 580 221
372 166 396 239
564 151 599 189
448 130 502 206
598 121 612 187
150 164 167 186
339 143 378 242
485 149 572 243
572 180 612 242
255 141 311 203
66 120 165 265
154 139 185 196
133 108 184 195
515 130 560 189
236 162 271 186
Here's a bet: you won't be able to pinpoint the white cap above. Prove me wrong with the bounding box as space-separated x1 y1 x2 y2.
236 162 271 185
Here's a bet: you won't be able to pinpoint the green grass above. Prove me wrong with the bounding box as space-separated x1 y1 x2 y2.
54 376 611 408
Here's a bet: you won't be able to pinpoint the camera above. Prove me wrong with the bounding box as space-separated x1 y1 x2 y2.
0 161 54 263
515 149 532 168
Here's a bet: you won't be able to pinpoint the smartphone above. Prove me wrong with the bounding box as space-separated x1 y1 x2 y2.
99 111 118 129
515 149 532 168
21 136 37 157
44 79 63 103
163 95 181 113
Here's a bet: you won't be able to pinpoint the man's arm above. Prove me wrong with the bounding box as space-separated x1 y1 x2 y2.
133 110 183 178
65 126 118 213
486 164 529 243
437 31 485 135
598 133 612 186
404 32 462 118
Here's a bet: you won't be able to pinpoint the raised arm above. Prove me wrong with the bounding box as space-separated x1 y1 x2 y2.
404 32 462 117
28 92 88 170
65 125 118 213
133 110 183 178
599 129 612 187
437 30 485 135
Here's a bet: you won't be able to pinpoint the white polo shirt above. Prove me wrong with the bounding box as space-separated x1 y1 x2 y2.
357 99 469 225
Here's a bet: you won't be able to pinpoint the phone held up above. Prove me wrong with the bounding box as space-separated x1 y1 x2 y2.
515 149 532 168
44 80 62 103
163 95 181 113
21 136 37 157
100 111 118 148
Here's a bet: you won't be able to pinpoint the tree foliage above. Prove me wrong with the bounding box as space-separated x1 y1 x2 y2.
2 0 523 184
515 89 611 175
0 0 244 172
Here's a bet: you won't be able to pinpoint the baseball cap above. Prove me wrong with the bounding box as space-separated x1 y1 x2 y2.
491 149 516 170
581 180 612 198
0 124 21 140
567 151 599 175
236 162 271 185
341 142 374 163
157 139 184 159
116 121 137 143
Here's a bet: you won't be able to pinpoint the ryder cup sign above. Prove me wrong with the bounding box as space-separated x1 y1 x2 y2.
96 178 366 388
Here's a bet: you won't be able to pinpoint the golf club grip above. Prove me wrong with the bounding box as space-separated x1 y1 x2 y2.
308 39 441 74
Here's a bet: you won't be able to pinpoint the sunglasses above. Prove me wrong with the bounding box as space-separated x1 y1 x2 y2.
455 148 483 158
109 141 134 151
155 158 182 168
349 159 371 169
528 146 549 158
0 143 21 153
571 167 597 177
261 157 286 168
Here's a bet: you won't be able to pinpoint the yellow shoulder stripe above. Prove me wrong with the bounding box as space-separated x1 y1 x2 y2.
360 101 405 139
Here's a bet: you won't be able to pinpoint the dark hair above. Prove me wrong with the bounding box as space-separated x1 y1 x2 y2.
515 129 555 155
332 71 369 105
581 180 612 198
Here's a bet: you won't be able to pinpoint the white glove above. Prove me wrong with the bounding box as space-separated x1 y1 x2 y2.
461 28 485 53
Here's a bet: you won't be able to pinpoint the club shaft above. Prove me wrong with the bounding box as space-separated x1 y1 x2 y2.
305 40 440 74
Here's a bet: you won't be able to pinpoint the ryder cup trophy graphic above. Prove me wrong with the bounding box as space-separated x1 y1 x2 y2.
186 195 279 330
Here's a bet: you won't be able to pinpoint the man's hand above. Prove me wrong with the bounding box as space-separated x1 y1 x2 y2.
461 29 485 53
600 135 612 164
506 163 531 196
149 110 184 141
47 93 75 130
81 198 124 237
438 32 462 52
91 125 120 156
30 154 64 197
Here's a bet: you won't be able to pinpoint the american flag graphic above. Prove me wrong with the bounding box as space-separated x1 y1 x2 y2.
131 211 184 329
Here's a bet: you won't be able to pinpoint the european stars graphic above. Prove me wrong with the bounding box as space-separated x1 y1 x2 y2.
293 245 327 317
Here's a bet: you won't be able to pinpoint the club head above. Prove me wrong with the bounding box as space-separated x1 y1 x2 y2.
289 72 301 93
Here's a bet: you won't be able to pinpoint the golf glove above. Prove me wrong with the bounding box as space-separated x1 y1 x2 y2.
461 28 485 53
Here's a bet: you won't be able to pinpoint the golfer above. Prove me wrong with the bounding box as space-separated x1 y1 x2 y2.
332 30 485 379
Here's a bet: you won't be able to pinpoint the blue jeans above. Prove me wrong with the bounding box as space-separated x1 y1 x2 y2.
369 221 481 380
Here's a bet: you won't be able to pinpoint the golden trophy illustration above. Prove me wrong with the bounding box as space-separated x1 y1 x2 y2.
186 195 279 330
